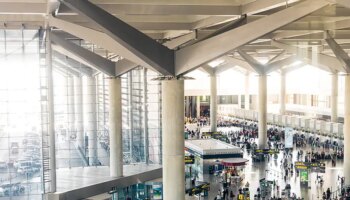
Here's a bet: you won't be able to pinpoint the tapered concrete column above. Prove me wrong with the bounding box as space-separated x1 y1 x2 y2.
245 73 250 110
162 79 185 200
86 76 98 165
46 30 56 192
143 68 149 164
210 75 217 132
191 97 196 118
331 73 338 123
344 75 350 184
258 75 267 149
67 76 75 139
185 96 190 118
280 72 286 115
109 77 123 177
74 76 84 149
196 96 201 118
128 72 133 159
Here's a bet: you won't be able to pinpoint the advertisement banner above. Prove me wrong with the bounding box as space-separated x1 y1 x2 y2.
300 170 308 183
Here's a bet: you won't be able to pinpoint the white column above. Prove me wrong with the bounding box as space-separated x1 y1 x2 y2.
210 75 217 132
191 97 196 118
331 73 338 123
196 96 201 118
185 96 190 117
46 30 56 192
280 72 286 115
162 79 185 200
238 95 242 109
128 72 133 159
245 73 250 110
74 76 84 149
109 77 123 177
258 75 267 149
86 76 98 165
143 68 149 164
68 76 75 139
344 75 350 184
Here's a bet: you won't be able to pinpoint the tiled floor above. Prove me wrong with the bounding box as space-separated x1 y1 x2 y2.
56 164 162 192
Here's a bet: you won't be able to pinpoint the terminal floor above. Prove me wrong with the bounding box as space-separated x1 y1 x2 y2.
56 164 161 192
186 146 344 200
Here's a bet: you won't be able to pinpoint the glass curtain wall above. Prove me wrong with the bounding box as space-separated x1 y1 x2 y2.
52 47 162 167
0 28 45 199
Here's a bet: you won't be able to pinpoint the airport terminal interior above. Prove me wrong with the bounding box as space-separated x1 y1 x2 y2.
2 0 350 199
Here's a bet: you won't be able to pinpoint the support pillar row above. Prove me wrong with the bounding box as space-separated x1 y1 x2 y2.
161 79 185 200
258 75 267 149
331 73 338 123
109 77 123 177
86 76 98 165
344 75 350 184
245 73 250 110
280 72 286 115
74 76 84 149
210 75 217 132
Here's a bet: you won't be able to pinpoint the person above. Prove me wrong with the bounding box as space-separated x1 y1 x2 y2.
245 182 249 188
326 188 331 199
322 192 326 200
229 191 235 200
217 190 222 200
223 188 228 200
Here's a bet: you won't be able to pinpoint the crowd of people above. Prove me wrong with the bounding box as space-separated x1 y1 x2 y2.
185 116 348 199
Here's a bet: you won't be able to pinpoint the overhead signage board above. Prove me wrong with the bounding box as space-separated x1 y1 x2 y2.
254 149 279 155
185 155 195 165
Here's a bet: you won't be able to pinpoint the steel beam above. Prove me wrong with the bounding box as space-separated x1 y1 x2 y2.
265 55 298 74
175 0 329 75
200 64 215 76
163 32 196 50
60 0 175 76
51 32 116 76
267 50 286 64
224 56 256 73
58 3 242 16
242 0 300 15
53 51 94 76
53 61 81 77
237 49 265 75
282 62 304 74
271 40 342 73
325 31 350 73
49 16 166 75
214 63 247 75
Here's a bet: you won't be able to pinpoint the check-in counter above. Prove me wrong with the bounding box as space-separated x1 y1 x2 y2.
277 115 283 126
267 113 274 124
253 111 258 122
300 118 306 129
286 116 292 127
333 123 339 138
338 123 344 139
281 115 287 127
309 119 316 132
273 114 279 125
325 122 333 136
304 119 310 131
292 117 301 129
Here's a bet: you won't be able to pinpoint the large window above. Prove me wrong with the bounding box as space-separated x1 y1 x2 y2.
0 29 44 199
